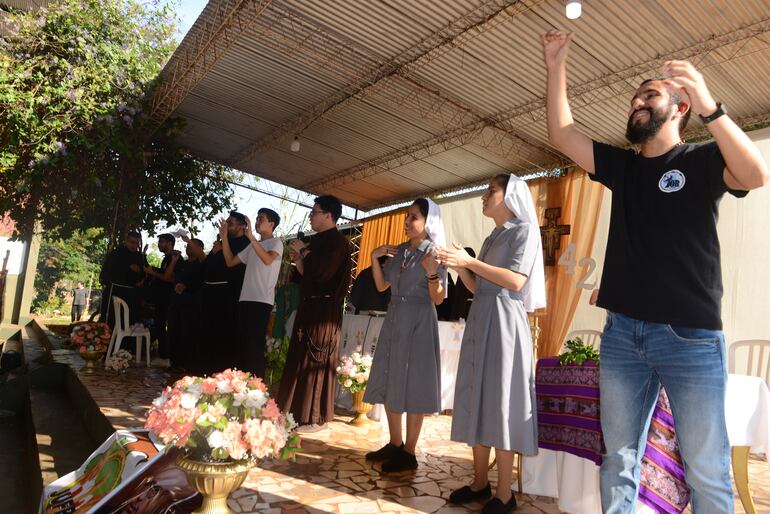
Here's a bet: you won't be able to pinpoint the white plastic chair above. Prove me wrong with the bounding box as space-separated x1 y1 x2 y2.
106 296 151 367
566 329 603 347
729 340 770 386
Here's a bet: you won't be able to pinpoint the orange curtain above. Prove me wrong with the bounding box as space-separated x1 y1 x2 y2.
528 170 604 358
357 208 408 275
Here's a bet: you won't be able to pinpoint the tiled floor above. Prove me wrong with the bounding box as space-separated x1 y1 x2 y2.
50 348 770 513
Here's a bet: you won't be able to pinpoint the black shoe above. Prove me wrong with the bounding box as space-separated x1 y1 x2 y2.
482 494 517 514
449 483 492 504
381 449 417 472
366 442 404 461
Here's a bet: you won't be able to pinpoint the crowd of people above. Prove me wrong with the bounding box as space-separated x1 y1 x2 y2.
92 30 770 514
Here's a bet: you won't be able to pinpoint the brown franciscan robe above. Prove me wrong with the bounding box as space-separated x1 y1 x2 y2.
277 227 352 424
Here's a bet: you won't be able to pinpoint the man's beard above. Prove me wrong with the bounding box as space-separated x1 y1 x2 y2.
625 105 672 144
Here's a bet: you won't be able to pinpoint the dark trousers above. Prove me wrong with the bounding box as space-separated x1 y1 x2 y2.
201 283 240 375
237 301 272 379
71 304 84 322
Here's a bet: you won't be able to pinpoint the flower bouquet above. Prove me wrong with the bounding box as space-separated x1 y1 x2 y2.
336 347 373 393
336 347 374 426
145 369 300 513
70 322 111 354
105 349 132 374
71 322 111 371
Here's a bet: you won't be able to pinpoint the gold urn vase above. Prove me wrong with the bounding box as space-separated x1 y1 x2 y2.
79 350 103 373
176 455 253 514
350 390 373 426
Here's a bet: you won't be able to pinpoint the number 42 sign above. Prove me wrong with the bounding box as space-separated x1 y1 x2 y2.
557 242 598 290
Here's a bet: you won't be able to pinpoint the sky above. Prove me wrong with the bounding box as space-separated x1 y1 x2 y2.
145 0 358 254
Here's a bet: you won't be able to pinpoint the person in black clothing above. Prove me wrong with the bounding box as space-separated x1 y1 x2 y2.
201 211 249 374
450 247 476 321
99 231 145 327
168 238 206 371
144 233 180 362
542 30 768 513
348 256 391 314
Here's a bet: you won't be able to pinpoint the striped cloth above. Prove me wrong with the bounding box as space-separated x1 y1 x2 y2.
535 358 690 513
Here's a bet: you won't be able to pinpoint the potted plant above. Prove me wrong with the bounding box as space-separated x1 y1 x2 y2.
145 369 299 514
336 347 373 426
559 336 600 366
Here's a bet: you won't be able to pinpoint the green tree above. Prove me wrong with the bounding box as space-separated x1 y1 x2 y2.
0 0 234 244
33 228 107 313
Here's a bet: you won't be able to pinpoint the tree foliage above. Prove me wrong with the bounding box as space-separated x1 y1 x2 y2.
0 0 234 243
33 227 107 313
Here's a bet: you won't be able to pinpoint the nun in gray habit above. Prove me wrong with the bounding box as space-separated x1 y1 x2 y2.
435 174 546 514
363 197 448 473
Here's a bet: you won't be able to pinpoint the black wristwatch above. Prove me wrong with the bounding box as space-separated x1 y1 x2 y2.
699 102 726 124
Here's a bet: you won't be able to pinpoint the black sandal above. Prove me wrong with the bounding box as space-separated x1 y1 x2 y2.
448 483 492 504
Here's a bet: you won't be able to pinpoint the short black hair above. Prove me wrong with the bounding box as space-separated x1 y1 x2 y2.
126 231 141 240
638 77 691 134
158 233 175 244
258 208 280 230
229 211 246 224
190 238 204 249
313 195 342 222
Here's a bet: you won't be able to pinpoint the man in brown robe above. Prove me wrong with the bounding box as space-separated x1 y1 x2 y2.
278 195 352 432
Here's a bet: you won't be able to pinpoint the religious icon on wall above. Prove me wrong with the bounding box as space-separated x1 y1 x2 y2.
540 208 570 266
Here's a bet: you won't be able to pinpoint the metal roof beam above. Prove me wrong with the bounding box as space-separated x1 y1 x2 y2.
228 0 541 166
143 0 273 137
305 19 770 192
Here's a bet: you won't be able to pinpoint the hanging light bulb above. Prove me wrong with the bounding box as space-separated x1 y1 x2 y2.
290 136 300 152
566 0 582 19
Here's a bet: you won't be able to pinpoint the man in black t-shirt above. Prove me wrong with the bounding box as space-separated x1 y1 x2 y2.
542 31 768 513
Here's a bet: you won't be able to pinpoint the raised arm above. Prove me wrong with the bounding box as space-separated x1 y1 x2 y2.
218 220 242 268
243 216 280 266
370 246 396 292
542 31 595 174
436 243 527 292
455 268 476 293
662 60 769 191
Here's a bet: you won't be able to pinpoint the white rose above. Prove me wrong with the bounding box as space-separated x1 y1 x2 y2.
152 394 168 407
356 374 365 383
187 382 202 396
343 379 353 388
232 391 246 407
216 380 233 394
180 392 199 410
244 389 266 410
353 354 362 364
362 356 373 367
207 430 225 448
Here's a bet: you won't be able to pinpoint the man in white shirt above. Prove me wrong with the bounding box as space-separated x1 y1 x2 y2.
220 208 283 378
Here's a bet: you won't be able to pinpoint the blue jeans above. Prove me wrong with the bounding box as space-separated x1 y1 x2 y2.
599 311 733 514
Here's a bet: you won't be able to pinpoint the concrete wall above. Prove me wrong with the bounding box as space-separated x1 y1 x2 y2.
1 234 40 325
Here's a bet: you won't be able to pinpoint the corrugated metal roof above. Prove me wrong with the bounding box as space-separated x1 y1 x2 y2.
162 0 770 211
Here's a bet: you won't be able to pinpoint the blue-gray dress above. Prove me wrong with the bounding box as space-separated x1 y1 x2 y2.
363 239 445 414
450 219 539 454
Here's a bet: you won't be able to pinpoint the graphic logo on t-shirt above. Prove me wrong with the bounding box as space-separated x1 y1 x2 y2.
658 170 686 193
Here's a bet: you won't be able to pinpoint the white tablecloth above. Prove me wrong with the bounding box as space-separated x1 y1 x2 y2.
522 374 770 514
335 314 466 418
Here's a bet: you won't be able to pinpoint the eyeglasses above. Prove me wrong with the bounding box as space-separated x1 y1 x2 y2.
308 210 326 218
